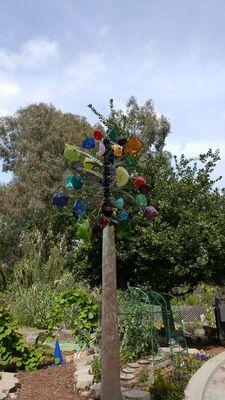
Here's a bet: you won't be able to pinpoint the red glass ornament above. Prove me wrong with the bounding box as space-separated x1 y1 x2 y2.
134 176 146 187
93 130 103 140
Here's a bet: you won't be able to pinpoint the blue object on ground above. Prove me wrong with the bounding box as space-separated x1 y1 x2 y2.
53 339 65 365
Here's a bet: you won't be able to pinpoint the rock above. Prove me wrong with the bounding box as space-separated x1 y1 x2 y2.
122 367 136 373
122 389 150 399
25 332 44 346
90 383 127 399
0 373 18 399
128 362 140 368
75 373 93 389
120 372 135 380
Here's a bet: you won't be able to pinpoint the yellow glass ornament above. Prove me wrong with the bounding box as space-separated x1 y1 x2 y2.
116 167 129 187
83 157 95 169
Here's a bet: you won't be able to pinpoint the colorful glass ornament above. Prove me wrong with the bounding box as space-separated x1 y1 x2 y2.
93 130 103 140
136 194 148 207
134 176 146 187
139 183 150 194
70 162 83 173
116 167 129 187
109 127 116 141
117 136 127 146
100 215 110 228
83 157 95 169
98 141 106 156
115 198 124 209
144 205 159 219
124 136 143 155
64 144 80 163
101 202 114 218
119 210 129 221
52 192 68 207
109 166 116 175
73 199 87 218
124 155 138 166
66 174 83 190
112 144 123 157
116 221 130 239
82 137 95 149
65 174 73 189
76 219 92 242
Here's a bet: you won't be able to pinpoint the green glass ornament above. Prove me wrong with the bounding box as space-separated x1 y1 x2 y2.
109 128 116 141
76 220 92 242
124 155 138 166
64 144 80 163
136 193 148 207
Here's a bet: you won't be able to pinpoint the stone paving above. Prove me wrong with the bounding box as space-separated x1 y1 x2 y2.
203 364 225 400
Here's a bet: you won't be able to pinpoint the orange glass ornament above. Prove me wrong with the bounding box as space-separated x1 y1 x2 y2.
124 136 143 155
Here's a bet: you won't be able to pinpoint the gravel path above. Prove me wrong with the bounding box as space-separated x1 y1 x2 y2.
6 362 86 400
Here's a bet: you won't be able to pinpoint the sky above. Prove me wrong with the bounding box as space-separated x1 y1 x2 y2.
0 0 225 187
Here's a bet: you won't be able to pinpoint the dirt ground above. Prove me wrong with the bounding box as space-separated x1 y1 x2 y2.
6 362 86 400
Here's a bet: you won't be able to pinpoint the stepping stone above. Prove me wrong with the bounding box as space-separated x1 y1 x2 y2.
138 359 151 365
128 362 140 368
120 372 135 380
122 367 136 373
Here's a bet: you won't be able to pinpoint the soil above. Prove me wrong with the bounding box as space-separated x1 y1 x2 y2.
6 362 87 400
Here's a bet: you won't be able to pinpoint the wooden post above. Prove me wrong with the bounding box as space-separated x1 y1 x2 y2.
101 224 122 400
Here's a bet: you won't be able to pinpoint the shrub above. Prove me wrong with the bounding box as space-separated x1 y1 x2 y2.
0 299 50 371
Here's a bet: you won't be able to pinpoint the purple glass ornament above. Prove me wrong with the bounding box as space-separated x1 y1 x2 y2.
139 183 150 194
144 205 159 220
117 136 127 146
82 137 95 149
73 199 87 218
52 192 68 207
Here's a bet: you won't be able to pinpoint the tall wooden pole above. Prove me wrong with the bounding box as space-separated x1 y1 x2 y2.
101 225 122 400
101 137 122 399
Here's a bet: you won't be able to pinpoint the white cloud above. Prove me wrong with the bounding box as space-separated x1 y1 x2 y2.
0 81 21 98
0 37 59 70
66 53 106 88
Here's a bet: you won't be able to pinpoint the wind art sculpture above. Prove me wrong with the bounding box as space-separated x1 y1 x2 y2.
52 102 158 400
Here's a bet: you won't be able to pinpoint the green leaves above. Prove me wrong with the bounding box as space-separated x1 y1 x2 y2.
0 298 49 371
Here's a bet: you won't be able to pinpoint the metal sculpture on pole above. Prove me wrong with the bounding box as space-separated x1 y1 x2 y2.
52 101 158 399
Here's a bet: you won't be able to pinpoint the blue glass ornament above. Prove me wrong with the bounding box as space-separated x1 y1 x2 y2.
109 166 116 175
119 210 129 221
82 137 95 149
66 175 83 190
52 192 68 207
73 199 87 218
116 198 124 209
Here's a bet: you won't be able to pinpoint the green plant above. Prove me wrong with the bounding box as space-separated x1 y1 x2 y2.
119 295 156 362
150 370 188 400
47 289 100 347
138 372 149 382
3 283 56 328
90 355 101 383
0 299 50 371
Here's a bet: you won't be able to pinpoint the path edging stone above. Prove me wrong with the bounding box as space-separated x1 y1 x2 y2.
185 350 225 400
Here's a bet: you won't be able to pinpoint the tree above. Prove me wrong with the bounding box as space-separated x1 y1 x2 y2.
72 150 225 294
0 103 92 266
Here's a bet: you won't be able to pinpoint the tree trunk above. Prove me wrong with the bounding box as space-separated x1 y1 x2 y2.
101 225 122 400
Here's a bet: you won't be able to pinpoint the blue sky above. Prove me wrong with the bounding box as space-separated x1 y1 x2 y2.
0 0 225 186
